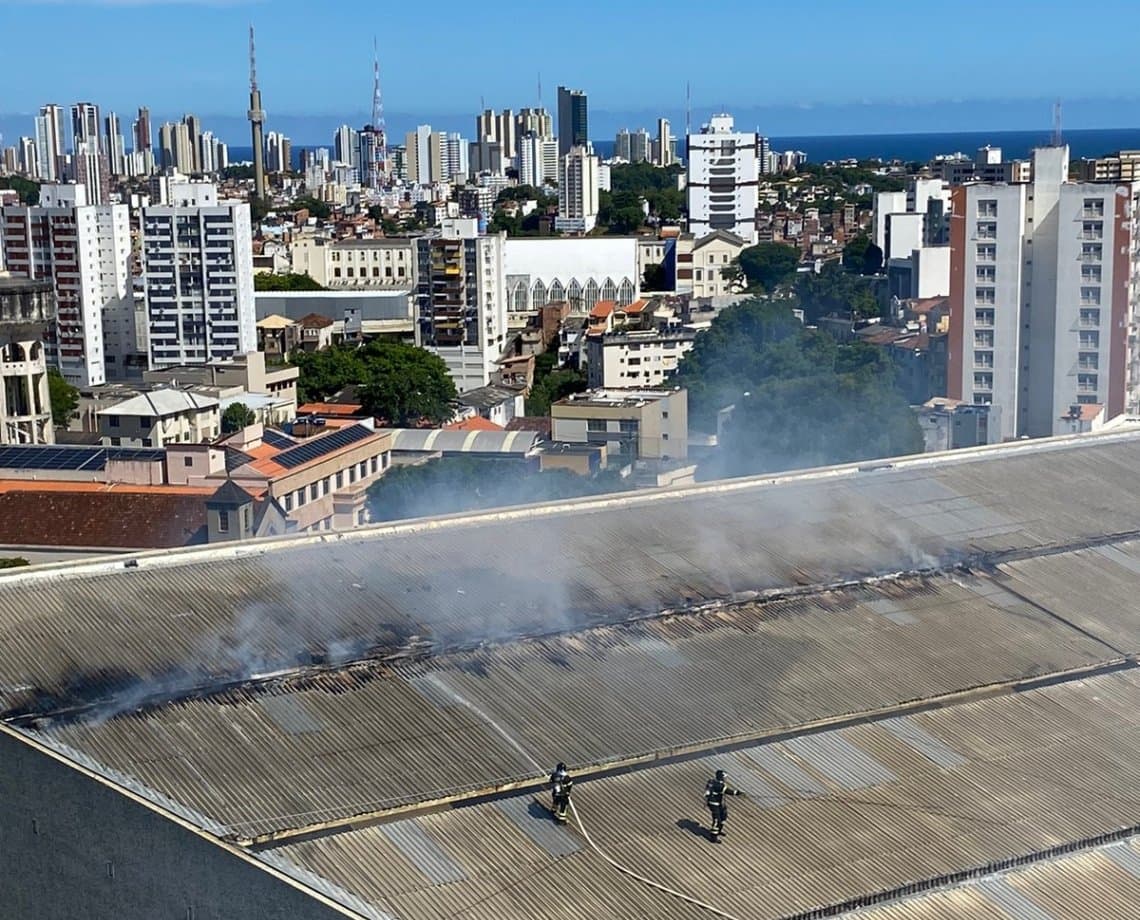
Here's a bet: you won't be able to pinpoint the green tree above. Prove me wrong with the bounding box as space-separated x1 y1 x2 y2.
0 176 40 205
221 402 256 433
597 190 645 235
254 272 324 291
794 263 883 322
366 456 631 522
248 196 270 223
47 368 78 428
0 557 30 570
672 299 922 479
733 242 801 291
843 234 883 275
292 341 456 425
291 196 331 220
356 341 457 425
643 262 667 291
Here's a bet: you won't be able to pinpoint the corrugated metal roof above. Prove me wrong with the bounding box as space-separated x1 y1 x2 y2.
260 671 1140 920
380 427 538 455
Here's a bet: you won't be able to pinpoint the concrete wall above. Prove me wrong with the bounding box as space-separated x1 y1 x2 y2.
0 726 359 920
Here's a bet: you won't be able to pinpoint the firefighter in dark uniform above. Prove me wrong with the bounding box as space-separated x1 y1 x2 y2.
550 762 574 823
704 768 744 836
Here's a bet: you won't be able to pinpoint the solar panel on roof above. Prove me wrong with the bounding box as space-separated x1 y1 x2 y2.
261 429 296 449
273 425 373 469
0 445 107 471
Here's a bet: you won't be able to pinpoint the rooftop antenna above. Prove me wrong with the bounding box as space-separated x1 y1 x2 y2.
1052 99 1063 147
372 37 386 185
537 72 542 107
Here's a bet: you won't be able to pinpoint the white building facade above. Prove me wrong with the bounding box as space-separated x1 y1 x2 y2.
141 181 256 368
949 145 1140 439
504 237 639 321
0 183 131 387
686 114 759 244
556 146 599 234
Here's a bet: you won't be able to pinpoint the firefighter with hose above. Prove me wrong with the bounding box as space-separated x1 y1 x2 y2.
550 762 574 823
704 768 744 838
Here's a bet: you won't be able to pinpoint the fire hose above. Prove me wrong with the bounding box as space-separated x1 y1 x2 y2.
568 799 746 920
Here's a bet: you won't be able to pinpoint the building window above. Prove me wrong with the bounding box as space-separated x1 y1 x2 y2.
310 483 319 500
975 330 994 348
284 494 293 511
218 510 229 533
1078 372 1098 393
975 287 995 305
1079 330 1100 349
587 418 606 432
370 456 378 474
1082 221 1103 240
336 471 344 488
976 244 996 262
1079 351 1099 370
184 456 194 467
1083 198 1105 218
977 199 998 218
976 265 995 283
1079 308 1101 327
974 350 994 369
1080 286 1101 305
973 372 993 390
1081 242 1103 262
109 416 120 428
976 221 997 240
142 438 152 447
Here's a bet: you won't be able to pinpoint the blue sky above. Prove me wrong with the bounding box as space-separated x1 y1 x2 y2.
2 0 1140 142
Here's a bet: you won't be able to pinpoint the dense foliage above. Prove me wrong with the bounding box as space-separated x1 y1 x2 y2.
291 341 457 426
254 272 324 291
794 264 882 322
366 456 631 522
47 368 78 428
729 242 801 292
0 176 40 205
222 402 256 433
842 234 884 275
525 351 587 415
610 162 685 220
291 196 331 220
0 558 30 570
673 300 923 478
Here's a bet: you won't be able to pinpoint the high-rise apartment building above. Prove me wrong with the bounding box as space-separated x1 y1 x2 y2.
104 112 126 177
266 132 291 174
1 183 131 387
629 129 650 164
159 122 194 174
519 133 558 188
686 113 759 244
516 108 553 142
416 220 507 392
358 126 384 188
334 125 359 170
557 87 588 157
71 103 101 154
475 109 521 161
444 133 469 181
17 138 38 179
405 125 433 185
556 146 600 234
134 107 152 155
183 114 203 174
655 118 673 167
141 181 256 367
948 145 1140 439
35 105 65 182
615 129 632 162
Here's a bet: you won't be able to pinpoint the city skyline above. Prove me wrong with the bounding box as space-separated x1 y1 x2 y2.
3 0 1140 141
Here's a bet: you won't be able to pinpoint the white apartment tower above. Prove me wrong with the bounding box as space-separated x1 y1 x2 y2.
949 145 1140 439
556 146 600 234
686 114 759 244
34 105 65 182
416 220 507 392
518 133 558 188
0 183 131 387
141 181 256 368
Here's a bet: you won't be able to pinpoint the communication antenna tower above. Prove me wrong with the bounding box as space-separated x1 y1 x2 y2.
372 38 387 184
1052 99 1063 147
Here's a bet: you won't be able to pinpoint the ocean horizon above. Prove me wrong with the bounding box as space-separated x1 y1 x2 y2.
235 127 1140 170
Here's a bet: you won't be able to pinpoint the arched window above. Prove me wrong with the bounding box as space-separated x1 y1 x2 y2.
602 278 617 302
532 280 547 309
549 280 565 304
568 279 583 312
618 279 635 305
3 343 22 363
584 279 600 311
28 342 42 361
512 283 528 313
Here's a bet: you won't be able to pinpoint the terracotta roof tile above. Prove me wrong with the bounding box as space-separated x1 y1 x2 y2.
589 300 616 319
444 417 505 432
0 484 208 549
